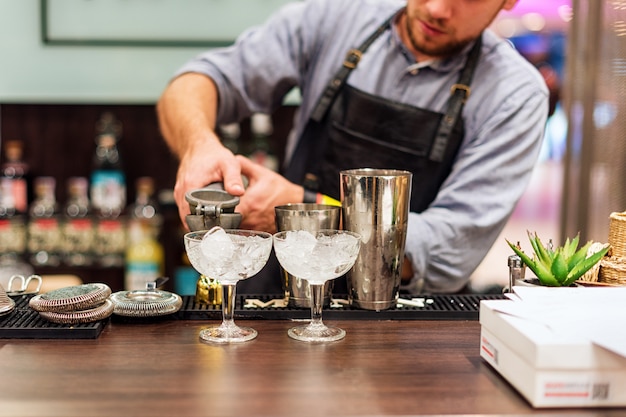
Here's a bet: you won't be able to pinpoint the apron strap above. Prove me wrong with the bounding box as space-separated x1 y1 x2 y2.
310 15 395 123
428 35 482 162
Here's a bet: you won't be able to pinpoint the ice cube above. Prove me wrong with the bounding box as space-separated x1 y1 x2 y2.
200 226 235 263
285 230 317 254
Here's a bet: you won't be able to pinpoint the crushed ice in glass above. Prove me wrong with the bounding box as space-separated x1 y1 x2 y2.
275 230 360 283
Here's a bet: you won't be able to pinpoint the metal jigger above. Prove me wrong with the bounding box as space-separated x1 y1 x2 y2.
185 182 243 306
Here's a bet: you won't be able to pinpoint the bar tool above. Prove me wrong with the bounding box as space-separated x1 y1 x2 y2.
185 182 243 232
110 277 183 317
185 181 245 305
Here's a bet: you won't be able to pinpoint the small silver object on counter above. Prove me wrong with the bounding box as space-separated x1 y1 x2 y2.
7 274 42 296
110 278 182 317
0 283 15 317
507 252 526 293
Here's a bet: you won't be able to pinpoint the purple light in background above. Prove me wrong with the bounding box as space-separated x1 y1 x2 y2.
502 0 571 18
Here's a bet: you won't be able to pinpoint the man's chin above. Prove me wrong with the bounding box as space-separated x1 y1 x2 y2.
415 40 468 60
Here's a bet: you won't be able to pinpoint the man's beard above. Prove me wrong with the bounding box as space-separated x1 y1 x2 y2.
404 11 469 59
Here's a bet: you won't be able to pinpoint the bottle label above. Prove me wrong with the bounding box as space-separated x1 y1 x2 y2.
62 218 94 254
94 218 126 258
28 218 61 251
0 178 27 214
12 178 27 213
91 170 126 212
28 217 62 266
0 178 27 213
0 217 26 254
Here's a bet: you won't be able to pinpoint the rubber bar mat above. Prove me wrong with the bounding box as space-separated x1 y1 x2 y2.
0 295 107 339
175 293 507 321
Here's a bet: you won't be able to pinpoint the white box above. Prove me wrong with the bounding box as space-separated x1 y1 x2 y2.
479 300 626 407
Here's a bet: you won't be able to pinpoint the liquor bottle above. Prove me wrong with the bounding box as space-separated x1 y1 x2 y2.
247 113 279 171
27 176 62 266
128 176 162 237
124 220 165 291
0 178 28 268
0 141 30 266
219 123 240 154
1 140 30 214
90 112 127 267
90 112 126 218
124 177 164 290
61 177 94 266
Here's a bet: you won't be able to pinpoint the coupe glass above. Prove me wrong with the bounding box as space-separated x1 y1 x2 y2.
184 227 273 343
273 229 361 342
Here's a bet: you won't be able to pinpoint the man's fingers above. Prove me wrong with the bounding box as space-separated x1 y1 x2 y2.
221 156 246 196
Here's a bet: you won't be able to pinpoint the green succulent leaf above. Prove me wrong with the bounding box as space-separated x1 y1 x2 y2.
563 244 610 286
550 249 569 284
528 231 553 266
506 239 535 269
567 240 592 271
562 234 580 259
533 261 562 286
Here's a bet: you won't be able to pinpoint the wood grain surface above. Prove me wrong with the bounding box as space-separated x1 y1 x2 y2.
0 319 622 417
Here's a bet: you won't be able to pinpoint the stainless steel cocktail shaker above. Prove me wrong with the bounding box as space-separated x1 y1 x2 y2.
340 169 412 311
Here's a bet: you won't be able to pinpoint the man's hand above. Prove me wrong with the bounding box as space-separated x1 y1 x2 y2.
236 155 304 233
173 137 245 227
156 73 246 228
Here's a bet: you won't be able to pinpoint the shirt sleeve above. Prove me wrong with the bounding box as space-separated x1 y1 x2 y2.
403 78 549 294
172 0 341 124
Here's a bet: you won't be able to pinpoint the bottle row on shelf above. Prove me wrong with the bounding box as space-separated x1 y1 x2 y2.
0 175 165 290
0 112 165 291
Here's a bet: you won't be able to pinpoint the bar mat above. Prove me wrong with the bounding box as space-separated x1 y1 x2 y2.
0 295 107 339
175 293 507 321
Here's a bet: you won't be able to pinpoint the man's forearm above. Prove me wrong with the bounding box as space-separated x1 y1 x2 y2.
157 73 221 159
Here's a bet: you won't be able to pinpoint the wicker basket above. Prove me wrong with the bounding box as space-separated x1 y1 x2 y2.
580 261 601 282
599 256 626 285
578 241 608 282
608 211 626 258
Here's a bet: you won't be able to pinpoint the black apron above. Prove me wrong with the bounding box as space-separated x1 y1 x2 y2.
240 13 481 296
286 13 482 214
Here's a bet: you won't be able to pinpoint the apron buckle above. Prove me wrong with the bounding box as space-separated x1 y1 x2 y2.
343 49 363 69
450 84 471 103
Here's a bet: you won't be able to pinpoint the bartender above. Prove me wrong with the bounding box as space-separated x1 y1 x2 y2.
157 0 549 295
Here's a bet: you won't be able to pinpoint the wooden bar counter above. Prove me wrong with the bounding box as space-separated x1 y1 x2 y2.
0 318 623 416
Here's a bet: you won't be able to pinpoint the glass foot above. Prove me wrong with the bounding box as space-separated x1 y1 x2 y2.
199 324 257 344
288 322 345 342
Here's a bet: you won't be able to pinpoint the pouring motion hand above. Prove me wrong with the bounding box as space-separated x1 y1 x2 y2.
236 155 304 233
173 138 245 227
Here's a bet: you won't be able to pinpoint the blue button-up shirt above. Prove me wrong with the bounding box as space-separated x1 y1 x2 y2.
175 0 549 293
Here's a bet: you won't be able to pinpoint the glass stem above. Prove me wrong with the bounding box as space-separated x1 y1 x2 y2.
221 283 236 329
309 283 324 327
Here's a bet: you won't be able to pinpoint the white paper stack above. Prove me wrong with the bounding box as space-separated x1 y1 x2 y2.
479 286 626 408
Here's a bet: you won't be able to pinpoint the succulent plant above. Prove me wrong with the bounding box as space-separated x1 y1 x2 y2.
506 231 610 287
